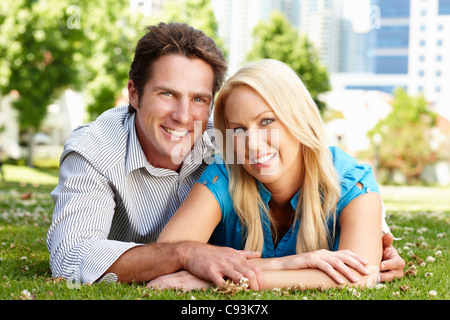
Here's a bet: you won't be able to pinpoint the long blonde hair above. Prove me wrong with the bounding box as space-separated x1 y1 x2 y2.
214 59 340 253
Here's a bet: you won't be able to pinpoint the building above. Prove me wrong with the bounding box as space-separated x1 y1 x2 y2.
335 0 450 115
408 0 450 118
212 0 301 74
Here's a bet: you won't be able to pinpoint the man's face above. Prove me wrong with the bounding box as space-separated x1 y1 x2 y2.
128 54 214 170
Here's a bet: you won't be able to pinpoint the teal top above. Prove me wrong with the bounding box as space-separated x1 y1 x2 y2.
199 146 380 258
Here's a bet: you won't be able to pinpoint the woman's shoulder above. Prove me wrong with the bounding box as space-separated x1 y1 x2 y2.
328 146 372 178
328 146 379 202
200 154 230 181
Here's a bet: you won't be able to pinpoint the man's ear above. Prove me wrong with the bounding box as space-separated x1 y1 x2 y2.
128 80 139 111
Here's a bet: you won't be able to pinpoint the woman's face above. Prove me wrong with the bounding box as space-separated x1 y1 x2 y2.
224 85 302 188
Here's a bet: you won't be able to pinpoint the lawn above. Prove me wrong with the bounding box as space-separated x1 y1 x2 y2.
0 164 448 305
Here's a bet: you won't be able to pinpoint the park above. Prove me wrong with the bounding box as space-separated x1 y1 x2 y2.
0 164 448 300
0 0 449 303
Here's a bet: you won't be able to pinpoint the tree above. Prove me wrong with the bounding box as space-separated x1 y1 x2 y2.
247 11 330 112
76 0 144 120
0 0 84 165
0 0 224 166
368 88 438 184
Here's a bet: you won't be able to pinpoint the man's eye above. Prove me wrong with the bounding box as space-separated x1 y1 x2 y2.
162 92 172 97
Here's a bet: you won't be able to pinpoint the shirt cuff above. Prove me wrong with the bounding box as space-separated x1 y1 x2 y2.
78 240 143 284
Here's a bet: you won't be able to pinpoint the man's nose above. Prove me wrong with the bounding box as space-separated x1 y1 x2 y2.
172 98 192 124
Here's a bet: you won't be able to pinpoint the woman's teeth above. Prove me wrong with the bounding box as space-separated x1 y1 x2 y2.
253 153 275 164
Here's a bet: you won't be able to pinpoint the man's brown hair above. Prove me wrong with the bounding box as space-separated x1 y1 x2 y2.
128 22 227 112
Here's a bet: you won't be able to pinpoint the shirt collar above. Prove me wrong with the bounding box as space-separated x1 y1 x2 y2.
125 113 148 175
256 180 300 211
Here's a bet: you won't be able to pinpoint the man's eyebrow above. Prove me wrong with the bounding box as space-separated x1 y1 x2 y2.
152 85 177 94
153 86 212 99
194 92 213 100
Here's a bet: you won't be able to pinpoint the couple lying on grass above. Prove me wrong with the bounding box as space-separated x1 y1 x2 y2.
48 23 404 292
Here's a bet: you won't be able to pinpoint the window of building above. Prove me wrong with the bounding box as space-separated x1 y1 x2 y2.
376 0 411 17
438 0 450 15
375 56 408 74
376 26 410 48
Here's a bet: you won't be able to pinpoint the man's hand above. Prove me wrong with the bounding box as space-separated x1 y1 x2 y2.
146 270 212 291
180 242 265 290
380 233 405 282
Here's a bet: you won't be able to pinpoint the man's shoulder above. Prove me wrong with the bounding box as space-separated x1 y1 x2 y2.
61 105 131 169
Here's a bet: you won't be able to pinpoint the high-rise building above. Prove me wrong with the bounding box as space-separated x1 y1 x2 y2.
335 0 450 112
299 0 353 72
408 0 450 108
212 0 301 74
129 0 164 16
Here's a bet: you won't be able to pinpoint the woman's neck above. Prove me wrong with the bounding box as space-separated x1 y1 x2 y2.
264 167 303 208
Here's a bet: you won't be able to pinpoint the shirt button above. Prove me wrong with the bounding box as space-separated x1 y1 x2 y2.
202 180 207 185
366 187 371 193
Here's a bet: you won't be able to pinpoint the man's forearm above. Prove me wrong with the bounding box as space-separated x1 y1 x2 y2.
104 242 186 284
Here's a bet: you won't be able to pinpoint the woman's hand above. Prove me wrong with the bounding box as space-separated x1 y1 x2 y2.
146 270 212 291
279 249 371 285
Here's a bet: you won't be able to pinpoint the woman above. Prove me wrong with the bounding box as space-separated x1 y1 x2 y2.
152 59 383 290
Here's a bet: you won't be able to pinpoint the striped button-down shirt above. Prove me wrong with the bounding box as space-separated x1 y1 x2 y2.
47 105 215 284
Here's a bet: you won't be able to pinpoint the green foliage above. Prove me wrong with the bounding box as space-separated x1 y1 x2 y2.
0 0 84 131
368 88 439 184
73 0 145 120
0 0 224 125
247 11 330 112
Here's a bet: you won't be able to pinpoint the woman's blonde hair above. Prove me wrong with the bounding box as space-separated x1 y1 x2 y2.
214 59 340 253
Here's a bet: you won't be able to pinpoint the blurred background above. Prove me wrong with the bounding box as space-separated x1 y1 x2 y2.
0 0 449 186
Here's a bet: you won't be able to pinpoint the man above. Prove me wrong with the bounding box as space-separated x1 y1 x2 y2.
47 22 404 289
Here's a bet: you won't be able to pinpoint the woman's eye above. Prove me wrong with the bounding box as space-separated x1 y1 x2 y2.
232 127 246 134
261 118 274 126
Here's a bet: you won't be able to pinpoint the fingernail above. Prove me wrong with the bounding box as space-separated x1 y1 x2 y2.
364 268 370 275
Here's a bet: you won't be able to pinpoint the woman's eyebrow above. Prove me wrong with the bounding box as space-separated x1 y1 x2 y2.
227 111 275 126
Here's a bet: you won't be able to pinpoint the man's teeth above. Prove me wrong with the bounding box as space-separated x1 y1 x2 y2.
253 153 275 164
164 127 189 137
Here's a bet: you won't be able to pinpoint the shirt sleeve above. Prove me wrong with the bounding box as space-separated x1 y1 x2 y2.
198 158 234 222
47 152 141 284
330 146 386 226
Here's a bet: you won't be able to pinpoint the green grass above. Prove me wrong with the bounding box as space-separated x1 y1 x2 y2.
0 165 448 302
